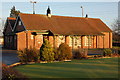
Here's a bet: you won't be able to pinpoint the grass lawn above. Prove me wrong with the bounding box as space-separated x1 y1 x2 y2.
14 57 119 78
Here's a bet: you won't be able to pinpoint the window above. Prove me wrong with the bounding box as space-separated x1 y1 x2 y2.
74 36 81 47
18 21 21 25
58 35 65 46
84 36 92 46
10 37 12 43
77 36 81 46
14 36 17 40
84 36 88 46
69 36 73 47
31 35 34 39
75 38 77 46
88 36 92 46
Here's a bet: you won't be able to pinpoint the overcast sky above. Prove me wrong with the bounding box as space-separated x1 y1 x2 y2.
0 0 119 36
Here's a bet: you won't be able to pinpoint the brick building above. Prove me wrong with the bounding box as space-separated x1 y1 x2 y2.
3 8 112 50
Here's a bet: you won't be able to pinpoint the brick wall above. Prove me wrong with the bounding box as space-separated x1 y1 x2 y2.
17 32 26 50
16 31 112 50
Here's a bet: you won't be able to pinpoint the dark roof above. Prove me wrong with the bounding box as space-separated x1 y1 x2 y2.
19 13 112 35
7 17 16 29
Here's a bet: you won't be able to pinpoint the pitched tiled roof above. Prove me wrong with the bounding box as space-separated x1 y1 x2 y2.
19 13 112 35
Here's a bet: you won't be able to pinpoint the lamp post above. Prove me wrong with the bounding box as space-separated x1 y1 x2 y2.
81 6 84 17
30 1 37 14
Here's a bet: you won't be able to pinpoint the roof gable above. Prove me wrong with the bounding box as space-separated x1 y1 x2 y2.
3 17 16 34
13 16 26 33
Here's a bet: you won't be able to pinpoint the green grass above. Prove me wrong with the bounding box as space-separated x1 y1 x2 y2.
14 58 119 78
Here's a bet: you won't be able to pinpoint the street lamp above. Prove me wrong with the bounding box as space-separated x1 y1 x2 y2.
81 6 84 17
30 1 37 14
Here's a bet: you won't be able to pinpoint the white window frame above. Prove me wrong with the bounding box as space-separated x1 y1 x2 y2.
58 35 65 45
69 36 73 47
84 36 92 46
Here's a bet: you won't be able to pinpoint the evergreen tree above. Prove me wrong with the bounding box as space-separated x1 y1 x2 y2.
40 39 54 61
10 6 20 18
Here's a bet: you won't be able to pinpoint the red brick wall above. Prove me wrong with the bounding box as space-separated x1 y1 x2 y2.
65 36 69 45
103 32 109 48
97 36 104 48
48 36 54 47
16 31 112 50
17 31 44 50
17 32 26 50
109 32 112 48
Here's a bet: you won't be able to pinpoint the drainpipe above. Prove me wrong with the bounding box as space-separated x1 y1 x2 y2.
102 35 104 49
72 36 74 51
25 31 28 49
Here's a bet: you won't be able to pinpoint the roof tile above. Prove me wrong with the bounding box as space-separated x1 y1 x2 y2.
19 13 112 35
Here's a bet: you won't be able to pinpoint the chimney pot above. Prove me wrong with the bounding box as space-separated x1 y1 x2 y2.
47 6 51 17
85 14 88 18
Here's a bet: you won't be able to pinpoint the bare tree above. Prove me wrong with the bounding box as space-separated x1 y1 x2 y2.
111 19 120 41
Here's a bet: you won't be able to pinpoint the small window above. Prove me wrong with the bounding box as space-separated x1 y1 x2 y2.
18 21 21 25
75 38 77 46
14 36 17 40
31 35 34 39
84 36 92 46
69 36 73 46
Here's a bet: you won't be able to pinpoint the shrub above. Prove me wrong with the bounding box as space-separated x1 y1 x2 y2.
29 47 40 62
57 43 72 61
40 39 54 62
53 48 59 61
2 64 28 80
17 47 40 63
17 48 29 63
75 48 88 59
103 48 112 57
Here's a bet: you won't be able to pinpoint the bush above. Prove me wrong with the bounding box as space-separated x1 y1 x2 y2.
17 48 29 63
75 48 88 59
57 43 72 61
103 48 112 57
17 47 40 63
29 47 40 62
2 64 28 80
40 39 54 62
53 48 59 61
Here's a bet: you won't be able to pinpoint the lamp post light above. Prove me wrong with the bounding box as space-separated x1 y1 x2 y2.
30 1 37 14
81 6 84 17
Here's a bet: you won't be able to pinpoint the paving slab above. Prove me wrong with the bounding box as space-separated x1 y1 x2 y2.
1 48 19 65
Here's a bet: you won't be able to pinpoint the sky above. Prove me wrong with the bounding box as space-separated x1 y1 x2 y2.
0 0 119 36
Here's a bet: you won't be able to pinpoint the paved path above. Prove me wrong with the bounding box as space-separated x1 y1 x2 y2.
1 48 19 65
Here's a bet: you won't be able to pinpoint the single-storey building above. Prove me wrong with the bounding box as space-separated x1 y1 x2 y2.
3 7 112 50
